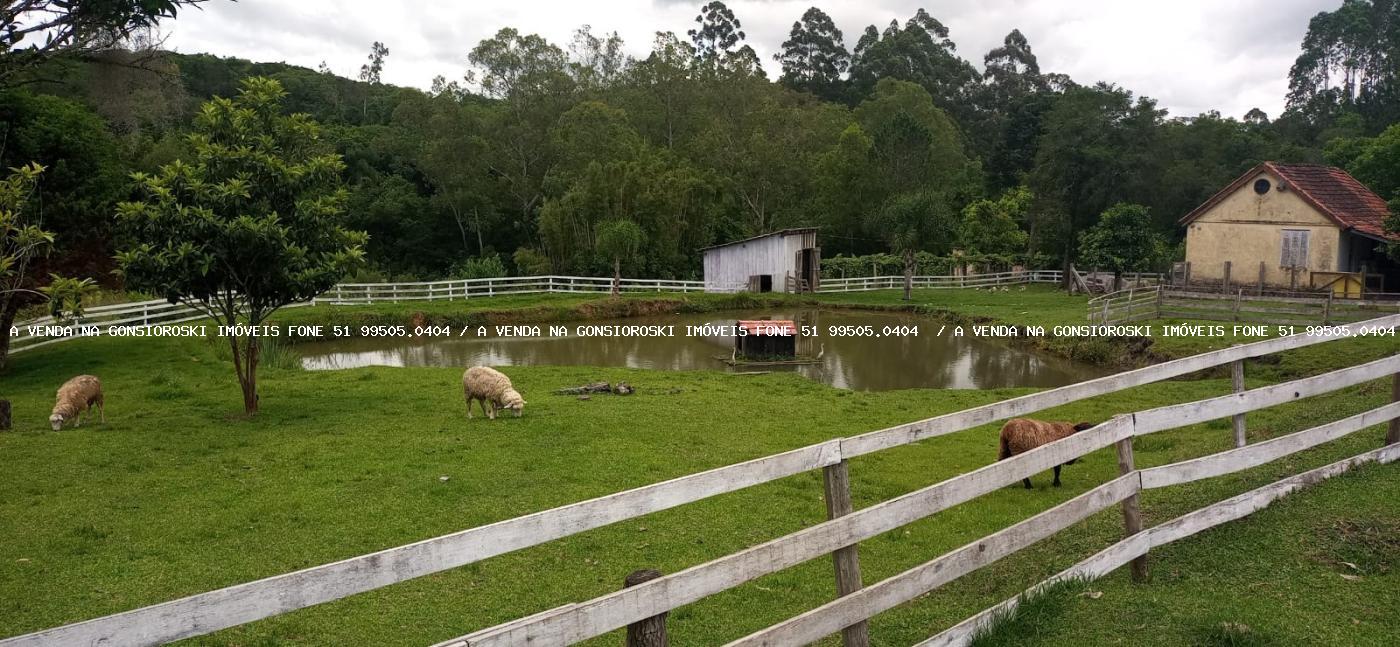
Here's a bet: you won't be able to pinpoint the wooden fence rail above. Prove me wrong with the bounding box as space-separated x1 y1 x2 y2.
815 270 1063 292
3 315 1397 647
1090 286 1400 325
453 354 1400 647
919 442 1400 647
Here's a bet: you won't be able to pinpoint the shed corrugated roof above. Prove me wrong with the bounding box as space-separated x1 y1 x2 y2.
1179 162 1395 241
700 228 818 252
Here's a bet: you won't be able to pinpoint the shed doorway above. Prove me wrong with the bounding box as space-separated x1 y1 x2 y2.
794 247 820 293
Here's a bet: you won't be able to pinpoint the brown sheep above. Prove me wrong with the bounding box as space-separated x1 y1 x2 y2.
997 418 1096 489
463 366 526 419
50 375 105 431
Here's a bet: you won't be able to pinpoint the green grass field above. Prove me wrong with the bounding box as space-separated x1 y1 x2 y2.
1 287 1396 645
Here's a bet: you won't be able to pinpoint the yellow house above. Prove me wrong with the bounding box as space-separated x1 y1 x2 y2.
1180 162 1398 291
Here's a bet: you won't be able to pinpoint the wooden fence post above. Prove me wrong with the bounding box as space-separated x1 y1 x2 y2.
624 569 668 647
1388 373 1400 446
1322 292 1333 324
1184 261 1192 287
0 399 10 431
1232 289 1242 322
1156 285 1165 318
1115 436 1148 583
1232 359 1247 448
823 459 871 647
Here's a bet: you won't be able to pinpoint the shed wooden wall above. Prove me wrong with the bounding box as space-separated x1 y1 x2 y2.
703 232 816 293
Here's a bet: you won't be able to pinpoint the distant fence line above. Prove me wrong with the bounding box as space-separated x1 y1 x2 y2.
814 269 1063 292
1089 285 1400 325
9 271 1066 355
4 313 1398 647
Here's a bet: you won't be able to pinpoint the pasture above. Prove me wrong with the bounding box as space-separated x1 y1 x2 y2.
0 288 1396 645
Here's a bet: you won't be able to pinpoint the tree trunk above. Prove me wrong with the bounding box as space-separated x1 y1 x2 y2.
612 257 621 297
243 337 260 414
473 208 485 256
0 297 21 372
1061 237 1075 290
902 249 914 301
228 333 261 415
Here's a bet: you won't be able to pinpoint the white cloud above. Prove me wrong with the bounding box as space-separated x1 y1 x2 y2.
162 0 1335 119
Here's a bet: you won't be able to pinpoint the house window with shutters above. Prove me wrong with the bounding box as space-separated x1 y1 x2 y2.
1280 229 1310 268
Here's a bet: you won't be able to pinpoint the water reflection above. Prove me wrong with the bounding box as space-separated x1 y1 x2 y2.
299 309 1104 391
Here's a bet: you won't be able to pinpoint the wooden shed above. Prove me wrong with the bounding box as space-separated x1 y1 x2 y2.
702 229 820 293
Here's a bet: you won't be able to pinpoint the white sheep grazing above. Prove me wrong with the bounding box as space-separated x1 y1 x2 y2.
463 366 526 419
50 375 105 430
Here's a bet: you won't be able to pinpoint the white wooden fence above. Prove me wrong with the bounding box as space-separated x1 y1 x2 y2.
9 271 1067 356
816 270 1063 292
7 299 313 355
3 313 1397 647
1089 286 1400 325
323 275 706 304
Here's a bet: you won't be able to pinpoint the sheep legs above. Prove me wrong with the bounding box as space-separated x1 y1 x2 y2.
1020 466 1064 490
466 395 493 419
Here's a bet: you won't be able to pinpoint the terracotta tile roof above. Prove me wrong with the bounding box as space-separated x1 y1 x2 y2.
1179 162 1396 241
737 320 796 336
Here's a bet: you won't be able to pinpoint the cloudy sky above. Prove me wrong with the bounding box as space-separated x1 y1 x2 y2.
161 0 1338 119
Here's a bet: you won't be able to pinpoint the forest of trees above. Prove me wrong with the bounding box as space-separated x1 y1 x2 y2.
5 0 1400 289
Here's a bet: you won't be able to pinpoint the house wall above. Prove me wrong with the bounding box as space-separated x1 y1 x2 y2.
703 232 814 292
1184 170 1341 287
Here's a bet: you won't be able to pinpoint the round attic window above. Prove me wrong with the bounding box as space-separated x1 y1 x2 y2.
1253 178 1271 194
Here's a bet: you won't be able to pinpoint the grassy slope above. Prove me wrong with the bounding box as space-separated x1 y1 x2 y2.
0 288 1395 645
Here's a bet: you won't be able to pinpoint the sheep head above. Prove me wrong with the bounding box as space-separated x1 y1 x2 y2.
501 389 526 417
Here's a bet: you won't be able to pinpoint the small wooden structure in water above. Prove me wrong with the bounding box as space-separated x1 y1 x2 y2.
734 320 797 359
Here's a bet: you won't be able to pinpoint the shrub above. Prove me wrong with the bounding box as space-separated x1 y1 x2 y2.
454 254 508 280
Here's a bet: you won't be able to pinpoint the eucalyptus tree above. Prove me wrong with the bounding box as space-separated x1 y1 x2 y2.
847 8 979 115
978 29 1051 191
775 7 849 101
620 32 701 149
1286 0 1400 132
688 1 763 77
568 25 628 93
468 28 576 239
359 41 388 84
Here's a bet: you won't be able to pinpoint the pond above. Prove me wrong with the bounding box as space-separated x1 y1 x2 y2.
298 309 1105 391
